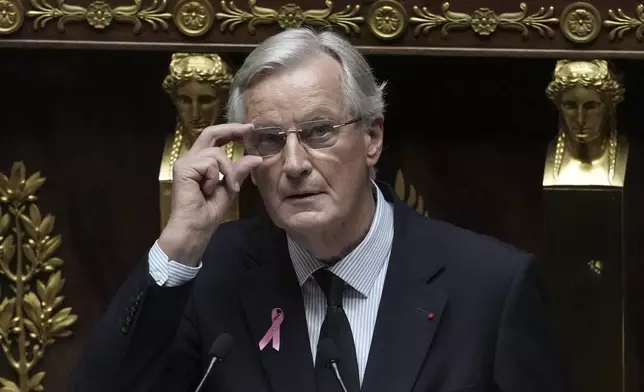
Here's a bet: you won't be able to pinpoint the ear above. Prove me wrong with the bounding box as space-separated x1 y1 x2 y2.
363 117 384 169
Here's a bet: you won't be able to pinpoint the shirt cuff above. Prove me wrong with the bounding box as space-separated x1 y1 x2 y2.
148 240 202 287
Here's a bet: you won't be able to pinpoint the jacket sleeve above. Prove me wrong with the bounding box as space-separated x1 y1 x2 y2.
493 256 576 392
69 258 196 392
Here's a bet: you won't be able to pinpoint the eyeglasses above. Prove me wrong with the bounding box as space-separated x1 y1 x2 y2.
244 118 361 157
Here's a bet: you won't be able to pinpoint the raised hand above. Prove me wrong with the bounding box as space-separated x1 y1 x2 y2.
158 123 263 266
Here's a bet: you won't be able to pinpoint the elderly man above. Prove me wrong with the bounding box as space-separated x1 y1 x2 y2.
71 28 571 392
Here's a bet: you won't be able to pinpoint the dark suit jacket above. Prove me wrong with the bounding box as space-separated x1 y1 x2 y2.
70 184 572 392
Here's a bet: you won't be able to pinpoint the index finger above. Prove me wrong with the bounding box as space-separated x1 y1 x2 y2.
189 123 254 153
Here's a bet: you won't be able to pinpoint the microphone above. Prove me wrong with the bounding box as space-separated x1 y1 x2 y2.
317 338 349 392
194 333 235 392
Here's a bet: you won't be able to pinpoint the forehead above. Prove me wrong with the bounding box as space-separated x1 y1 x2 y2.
561 85 602 102
176 80 217 96
244 53 345 123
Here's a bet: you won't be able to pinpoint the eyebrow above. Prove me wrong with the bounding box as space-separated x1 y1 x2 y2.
252 110 337 128
303 115 334 122
301 108 337 121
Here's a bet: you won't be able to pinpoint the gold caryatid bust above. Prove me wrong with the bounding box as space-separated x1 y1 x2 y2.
159 53 244 228
543 60 628 187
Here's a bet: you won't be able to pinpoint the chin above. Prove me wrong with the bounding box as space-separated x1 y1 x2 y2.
274 210 334 233
572 134 599 143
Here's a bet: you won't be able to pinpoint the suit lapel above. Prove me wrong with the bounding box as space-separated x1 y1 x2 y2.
239 221 316 392
362 197 447 392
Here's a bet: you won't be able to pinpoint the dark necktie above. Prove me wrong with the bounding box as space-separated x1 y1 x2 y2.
314 268 361 392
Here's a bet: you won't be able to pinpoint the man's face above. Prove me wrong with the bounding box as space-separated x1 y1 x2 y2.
175 80 221 139
559 85 607 143
244 54 383 234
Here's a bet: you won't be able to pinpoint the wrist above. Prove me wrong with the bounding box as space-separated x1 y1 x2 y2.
158 222 212 267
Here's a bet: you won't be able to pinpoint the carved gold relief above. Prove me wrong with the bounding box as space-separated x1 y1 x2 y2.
27 0 171 32
0 162 77 392
394 169 429 217
604 5 644 41
409 2 558 38
560 2 600 44
173 0 213 36
0 0 24 35
367 0 407 40
215 0 363 34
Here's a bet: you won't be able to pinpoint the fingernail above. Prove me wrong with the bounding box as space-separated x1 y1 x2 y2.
235 181 241 192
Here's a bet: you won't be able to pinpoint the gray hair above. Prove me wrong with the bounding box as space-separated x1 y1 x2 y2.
226 28 386 127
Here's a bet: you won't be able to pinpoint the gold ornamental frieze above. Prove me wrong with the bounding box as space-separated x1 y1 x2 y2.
215 0 363 34
0 162 77 392
604 5 644 41
11 0 644 47
27 0 171 32
173 0 213 36
367 0 407 40
0 0 24 34
409 2 558 38
560 2 601 43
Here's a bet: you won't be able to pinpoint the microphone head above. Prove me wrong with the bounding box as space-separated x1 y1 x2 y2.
209 333 235 360
317 338 341 367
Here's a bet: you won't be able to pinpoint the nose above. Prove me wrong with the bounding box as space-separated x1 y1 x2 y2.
281 133 312 179
576 106 585 127
192 103 200 120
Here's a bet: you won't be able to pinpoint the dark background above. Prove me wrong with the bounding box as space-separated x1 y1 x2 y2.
0 49 641 391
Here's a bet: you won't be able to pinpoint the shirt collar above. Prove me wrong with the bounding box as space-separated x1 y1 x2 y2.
287 181 394 297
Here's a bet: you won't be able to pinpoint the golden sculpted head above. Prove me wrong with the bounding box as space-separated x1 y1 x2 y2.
162 53 234 146
544 60 628 187
546 60 624 146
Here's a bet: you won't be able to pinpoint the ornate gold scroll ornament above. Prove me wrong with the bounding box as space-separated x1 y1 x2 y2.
27 0 171 32
173 0 214 36
394 169 429 217
0 0 24 35
0 162 77 392
409 2 558 38
560 2 601 44
367 0 407 40
604 5 644 41
216 0 363 34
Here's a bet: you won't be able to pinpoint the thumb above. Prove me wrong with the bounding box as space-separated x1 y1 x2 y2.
232 155 263 187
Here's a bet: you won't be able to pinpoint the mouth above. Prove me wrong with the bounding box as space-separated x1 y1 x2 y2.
573 130 592 140
285 192 320 201
189 121 209 129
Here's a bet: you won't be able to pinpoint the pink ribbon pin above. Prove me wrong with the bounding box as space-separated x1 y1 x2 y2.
258 308 284 351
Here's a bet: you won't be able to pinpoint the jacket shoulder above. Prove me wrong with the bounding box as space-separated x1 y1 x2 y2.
399 204 534 280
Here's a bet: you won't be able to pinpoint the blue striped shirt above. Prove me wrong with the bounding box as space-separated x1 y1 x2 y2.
287 184 394 384
148 183 394 385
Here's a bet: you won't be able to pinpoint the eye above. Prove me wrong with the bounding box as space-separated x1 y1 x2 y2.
257 131 283 145
306 124 334 138
562 101 576 110
198 95 216 105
